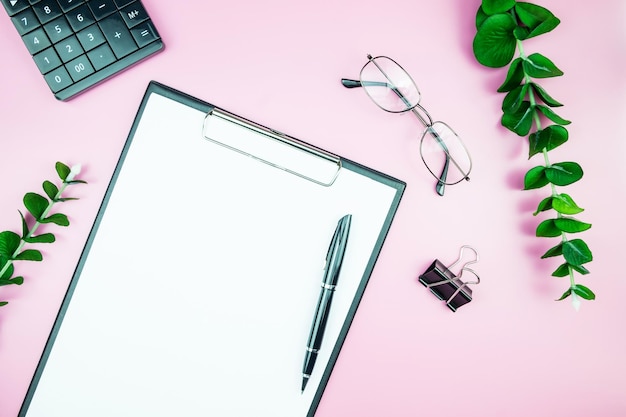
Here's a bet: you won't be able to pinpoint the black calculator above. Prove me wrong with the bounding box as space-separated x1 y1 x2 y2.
2 0 164 100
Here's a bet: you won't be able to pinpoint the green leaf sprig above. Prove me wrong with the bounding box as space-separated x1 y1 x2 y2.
472 1 593 309
0 162 85 307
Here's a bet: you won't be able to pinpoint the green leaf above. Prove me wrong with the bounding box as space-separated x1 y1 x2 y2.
0 231 21 257
571 263 590 275
502 101 534 136
562 239 593 266
572 284 595 300
530 83 563 107
546 162 583 186
473 13 518 68
528 125 569 158
523 165 550 190
523 53 564 78
536 105 571 125
0 262 14 280
40 213 69 227
482 0 515 15
24 233 56 244
19 210 29 238
552 263 570 277
533 196 553 215
0 301 8 307
43 180 59 201
0 276 24 287
513 26 531 41
66 179 87 185
554 217 592 233
14 249 43 261
24 192 49 221
552 193 584 215
56 162 71 181
541 242 563 259
556 288 572 301
476 6 489 29
514 2 561 39
515 2 554 28
498 58 525 92
536 219 561 237
502 83 529 114
552 263 591 277
56 198 79 202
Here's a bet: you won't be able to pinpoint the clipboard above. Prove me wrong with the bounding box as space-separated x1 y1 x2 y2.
19 81 405 417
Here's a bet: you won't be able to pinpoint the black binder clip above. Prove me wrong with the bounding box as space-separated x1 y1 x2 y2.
418 245 480 312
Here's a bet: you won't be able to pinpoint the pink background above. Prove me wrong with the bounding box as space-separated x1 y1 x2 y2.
1 1 626 416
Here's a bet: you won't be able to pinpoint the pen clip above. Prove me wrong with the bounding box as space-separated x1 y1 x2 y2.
323 215 351 271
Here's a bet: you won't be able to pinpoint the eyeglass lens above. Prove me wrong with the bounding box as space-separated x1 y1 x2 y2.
360 56 421 113
420 122 471 185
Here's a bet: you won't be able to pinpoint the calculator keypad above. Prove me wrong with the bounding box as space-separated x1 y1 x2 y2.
2 0 163 100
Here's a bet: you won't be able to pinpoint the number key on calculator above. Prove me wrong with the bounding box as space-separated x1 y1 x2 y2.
2 0 164 101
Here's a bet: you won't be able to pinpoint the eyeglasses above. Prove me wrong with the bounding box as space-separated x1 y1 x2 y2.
342 55 472 196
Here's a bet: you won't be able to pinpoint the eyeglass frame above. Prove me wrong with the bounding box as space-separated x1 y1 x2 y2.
341 54 472 196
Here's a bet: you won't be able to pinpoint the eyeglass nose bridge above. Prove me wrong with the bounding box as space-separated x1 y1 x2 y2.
410 103 434 128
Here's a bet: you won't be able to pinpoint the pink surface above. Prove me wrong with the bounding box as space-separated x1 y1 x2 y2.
1 1 625 416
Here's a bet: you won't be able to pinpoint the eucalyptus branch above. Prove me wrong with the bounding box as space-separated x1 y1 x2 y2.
0 162 85 307
472 0 594 309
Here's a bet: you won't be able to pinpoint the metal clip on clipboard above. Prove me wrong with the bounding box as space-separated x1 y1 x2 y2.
418 245 481 312
202 108 342 186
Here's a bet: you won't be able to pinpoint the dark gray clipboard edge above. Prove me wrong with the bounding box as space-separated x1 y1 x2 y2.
19 80 406 417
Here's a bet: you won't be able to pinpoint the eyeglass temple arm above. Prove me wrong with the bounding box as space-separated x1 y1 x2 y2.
343 78 429 123
341 79 394 89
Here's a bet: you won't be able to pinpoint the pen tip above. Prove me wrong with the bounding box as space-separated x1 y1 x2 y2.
301 378 308 392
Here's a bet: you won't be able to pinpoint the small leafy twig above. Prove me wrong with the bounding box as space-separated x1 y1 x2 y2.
0 162 85 307
472 0 593 309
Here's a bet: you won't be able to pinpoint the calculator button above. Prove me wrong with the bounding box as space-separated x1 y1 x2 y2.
66 3 94 31
11 8 39 35
113 0 134 8
32 0 62 24
33 46 62 73
99 13 137 58
65 55 94 81
44 66 73 92
28 0 40 4
76 24 105 51
22 27 51 54
130 21 158 47
54 35 84 62
57 0 84 12
1 0 29 16
43 16 72 43
88 0 116 20
87 43 115 70
120 1 148 28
